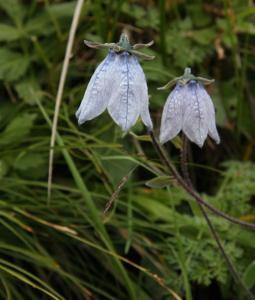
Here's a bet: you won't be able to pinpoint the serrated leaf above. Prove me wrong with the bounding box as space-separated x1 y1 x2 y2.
0 113 36 146
0 49 30 81
0 24 21 41
146 175 173 188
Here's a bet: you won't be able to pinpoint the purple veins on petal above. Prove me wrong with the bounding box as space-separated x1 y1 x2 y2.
197 83 220 144
76 51 116 125
76 47 153 132
107 52 152 131
159 76 220 147
160 84 184 144
107 52 138 131
182 81 209 147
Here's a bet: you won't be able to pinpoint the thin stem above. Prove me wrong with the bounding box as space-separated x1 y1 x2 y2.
180 135 254 300
149 130 255 230
180 135 193 187
47 0 84 203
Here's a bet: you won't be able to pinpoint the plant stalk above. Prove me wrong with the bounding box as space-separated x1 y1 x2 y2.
149 131 255 230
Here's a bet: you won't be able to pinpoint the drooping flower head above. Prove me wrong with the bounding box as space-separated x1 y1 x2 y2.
76 33 154 132
159 68 220 147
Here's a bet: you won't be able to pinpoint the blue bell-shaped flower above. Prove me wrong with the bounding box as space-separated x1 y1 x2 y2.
76 34 154 132
159 68 220 147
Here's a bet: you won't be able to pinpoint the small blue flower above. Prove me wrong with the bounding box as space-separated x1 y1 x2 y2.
159 69 220 147
76 34 153 132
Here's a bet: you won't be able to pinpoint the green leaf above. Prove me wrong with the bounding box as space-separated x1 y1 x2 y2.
0 102 18 126
101 155 137 186
0 160 8 178
0 24 21 41
14 153 47 179
0 0 26 23
129 132 151 141
191 28 217 46
0 113 36 146
0 49 30 81
15 79 42 105
46 2 76 18
171 136 183 149
146 176 173 188
25 2 77 37
25 13 54 36
243 261 255 289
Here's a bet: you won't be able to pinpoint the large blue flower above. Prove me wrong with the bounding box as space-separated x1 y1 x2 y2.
76 35 153 132
160 69 220 147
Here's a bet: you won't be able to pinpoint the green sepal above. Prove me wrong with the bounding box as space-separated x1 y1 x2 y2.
133 40 154 50
158 67 215 90
130 50 155 60
84 33 155 60
84 40 121 51
158 78 179 90
196 77 215 85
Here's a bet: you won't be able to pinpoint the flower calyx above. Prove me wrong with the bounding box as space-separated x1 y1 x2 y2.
84 33 155 60
158 67 215 90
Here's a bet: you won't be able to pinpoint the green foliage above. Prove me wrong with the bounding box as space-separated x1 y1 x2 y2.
0 0 255 300
0 112 36 146
0 49 30 81
243 261 255 290
210 161 255 216
167 237 243 286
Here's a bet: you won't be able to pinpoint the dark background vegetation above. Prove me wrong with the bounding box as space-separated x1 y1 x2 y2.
0 0 255 299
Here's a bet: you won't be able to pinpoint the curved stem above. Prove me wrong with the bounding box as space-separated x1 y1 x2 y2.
180 135 254 300
180 135 193 187
149 130 255 230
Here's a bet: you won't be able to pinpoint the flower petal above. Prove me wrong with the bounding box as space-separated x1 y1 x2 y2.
107 53 141 131
197 83 220 144
183 81 208 147
76 51 116 125
132 57 153 130
159 84 184 144
140 96 153 130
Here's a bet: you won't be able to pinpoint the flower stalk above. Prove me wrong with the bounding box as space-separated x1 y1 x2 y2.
180 135 254 300
149 130 255 230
